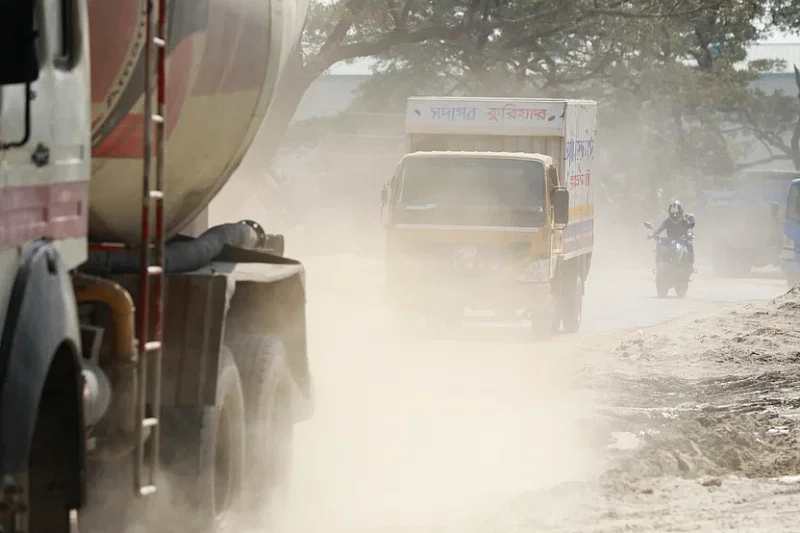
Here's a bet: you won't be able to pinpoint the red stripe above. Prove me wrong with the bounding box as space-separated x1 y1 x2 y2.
0 181 89 247
92 36 194 159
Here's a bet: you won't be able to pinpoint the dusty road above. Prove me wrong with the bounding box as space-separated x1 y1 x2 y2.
274 253 790 533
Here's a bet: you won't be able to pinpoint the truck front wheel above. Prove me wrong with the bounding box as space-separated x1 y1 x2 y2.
560 272 583 334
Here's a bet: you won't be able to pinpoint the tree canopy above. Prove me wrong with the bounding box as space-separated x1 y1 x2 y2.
269 0 800 207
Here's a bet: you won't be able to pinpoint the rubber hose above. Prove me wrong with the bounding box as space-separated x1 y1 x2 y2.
82 222 261 275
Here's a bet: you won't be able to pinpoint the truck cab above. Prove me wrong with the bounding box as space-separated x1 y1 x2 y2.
382 96 596 338
382 150 570 336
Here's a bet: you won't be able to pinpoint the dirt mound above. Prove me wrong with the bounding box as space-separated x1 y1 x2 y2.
608 285 800 377
592 285 800 483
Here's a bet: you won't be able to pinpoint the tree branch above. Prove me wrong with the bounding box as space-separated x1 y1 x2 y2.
316 0 369 60
720 106 793 155
734 154 792 171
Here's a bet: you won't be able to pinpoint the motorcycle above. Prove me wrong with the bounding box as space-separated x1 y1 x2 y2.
643 221 693 298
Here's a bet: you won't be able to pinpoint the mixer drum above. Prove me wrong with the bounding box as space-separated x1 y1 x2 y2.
87 0 308 244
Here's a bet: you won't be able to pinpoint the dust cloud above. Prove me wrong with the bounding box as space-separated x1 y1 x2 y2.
207 108 791 531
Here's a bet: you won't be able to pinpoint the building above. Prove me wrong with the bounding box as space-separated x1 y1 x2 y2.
746 42 800 94
291 58 377 121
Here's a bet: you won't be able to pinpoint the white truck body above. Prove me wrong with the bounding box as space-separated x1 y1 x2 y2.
405 96 597 260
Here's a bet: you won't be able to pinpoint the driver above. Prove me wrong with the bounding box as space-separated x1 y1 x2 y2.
653 200 695 266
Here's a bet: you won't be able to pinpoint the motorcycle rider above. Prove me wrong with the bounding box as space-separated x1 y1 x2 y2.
653 200 695 267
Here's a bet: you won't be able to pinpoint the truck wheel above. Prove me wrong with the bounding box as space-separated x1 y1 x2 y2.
228 334 296 527
15 351 84 533
530 298 558 340
561 273 583 334
159 348 246 533
22 406 77 533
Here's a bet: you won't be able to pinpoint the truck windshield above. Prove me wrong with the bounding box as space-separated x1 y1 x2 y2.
394 157 546 226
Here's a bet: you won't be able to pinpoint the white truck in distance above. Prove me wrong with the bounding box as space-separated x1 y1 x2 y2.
381 97 597 336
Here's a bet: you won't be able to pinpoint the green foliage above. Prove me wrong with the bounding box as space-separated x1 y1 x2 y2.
284 0 800 205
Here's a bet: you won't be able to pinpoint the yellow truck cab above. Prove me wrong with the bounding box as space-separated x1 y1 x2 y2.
381 97 597 338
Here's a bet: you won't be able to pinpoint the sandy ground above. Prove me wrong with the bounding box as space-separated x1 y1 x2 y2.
261 236 799 533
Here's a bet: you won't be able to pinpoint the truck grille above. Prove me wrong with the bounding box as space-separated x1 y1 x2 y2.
389 240 533 279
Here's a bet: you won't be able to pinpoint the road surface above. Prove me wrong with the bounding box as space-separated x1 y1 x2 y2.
277 254 787 533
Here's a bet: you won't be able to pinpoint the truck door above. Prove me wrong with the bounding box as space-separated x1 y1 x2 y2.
0 0 91 268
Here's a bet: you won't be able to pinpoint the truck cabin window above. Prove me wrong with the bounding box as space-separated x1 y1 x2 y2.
393 157 546 227
0 0 39 85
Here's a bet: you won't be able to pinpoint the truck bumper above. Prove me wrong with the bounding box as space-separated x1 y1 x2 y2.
385 280 551 313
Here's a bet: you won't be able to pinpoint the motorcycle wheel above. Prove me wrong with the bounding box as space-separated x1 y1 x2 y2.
656 277 670 298
674 282 689 298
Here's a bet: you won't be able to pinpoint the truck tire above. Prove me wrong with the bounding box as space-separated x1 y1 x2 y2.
228 334 295 527
530 298 558 340
159 348 246 533
25 407 75 533
560 273 583 334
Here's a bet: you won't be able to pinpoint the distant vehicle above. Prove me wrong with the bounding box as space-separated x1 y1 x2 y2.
780 178 800 286
704 169 799 277
381 97 597 338
643 222 694 298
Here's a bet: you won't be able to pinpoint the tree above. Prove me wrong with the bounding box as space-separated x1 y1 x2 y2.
718 1 800 171
331 0 793 208
251 0 732 172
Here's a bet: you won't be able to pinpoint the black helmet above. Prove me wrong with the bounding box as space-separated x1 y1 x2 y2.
668 200 684 222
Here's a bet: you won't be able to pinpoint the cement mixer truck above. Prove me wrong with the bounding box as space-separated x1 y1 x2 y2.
0 0 312 532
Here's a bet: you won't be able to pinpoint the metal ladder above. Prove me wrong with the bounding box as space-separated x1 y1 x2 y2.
134 0 167 498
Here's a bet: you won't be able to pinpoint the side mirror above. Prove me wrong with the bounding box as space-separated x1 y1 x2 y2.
0 0 39 85
643 221 654 230
551 187 569 227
